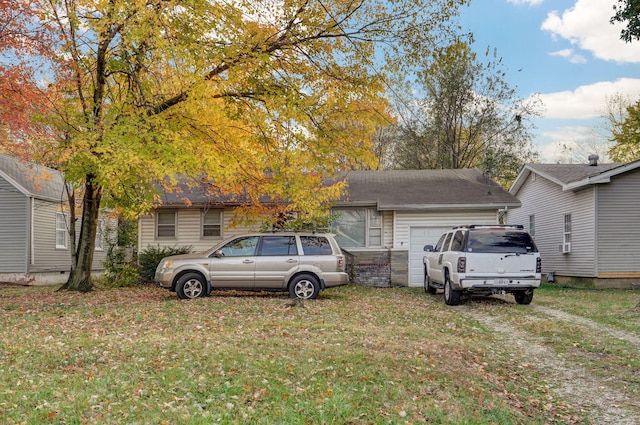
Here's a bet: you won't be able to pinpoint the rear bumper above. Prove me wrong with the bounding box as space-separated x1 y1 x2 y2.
456 277 541 291
321 272 350 289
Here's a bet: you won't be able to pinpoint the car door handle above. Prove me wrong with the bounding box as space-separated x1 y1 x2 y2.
243 259 254 264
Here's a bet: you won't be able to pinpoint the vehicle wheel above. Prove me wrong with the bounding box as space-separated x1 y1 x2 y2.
424 271 437 294
289 274 320 300
443 275 461 306
176 273 206 299
514 290 534 305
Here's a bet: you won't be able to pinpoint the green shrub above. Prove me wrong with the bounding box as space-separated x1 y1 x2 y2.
138 245 192 282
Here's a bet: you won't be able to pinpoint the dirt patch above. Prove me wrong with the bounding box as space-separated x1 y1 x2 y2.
456 303 640 425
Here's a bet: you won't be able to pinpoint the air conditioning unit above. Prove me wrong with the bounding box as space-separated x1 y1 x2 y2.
559 243 571 254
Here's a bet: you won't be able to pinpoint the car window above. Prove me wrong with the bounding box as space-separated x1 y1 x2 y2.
450 230 465 252
220 236 259 256
434 234 446 252
260 236 298 256
300 236 333 255
442 233 453 252
466 230 538 253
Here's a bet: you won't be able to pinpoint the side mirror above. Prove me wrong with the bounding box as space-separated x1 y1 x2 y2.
423 245 434 252
213 249 224 258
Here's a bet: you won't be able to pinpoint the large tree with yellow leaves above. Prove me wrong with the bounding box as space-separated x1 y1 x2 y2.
0 0 466 292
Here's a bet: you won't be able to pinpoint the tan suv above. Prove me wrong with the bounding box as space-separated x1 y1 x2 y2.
155 232 349 299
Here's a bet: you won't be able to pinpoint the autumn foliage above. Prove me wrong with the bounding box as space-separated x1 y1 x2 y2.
0 0 466 291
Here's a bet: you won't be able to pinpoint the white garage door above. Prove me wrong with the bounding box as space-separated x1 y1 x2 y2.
408 227 450 287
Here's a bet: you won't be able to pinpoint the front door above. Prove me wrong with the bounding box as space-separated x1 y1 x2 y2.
209 236 259 288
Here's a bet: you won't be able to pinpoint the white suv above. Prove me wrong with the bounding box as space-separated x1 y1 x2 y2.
156 232 349 299
423 225 541 305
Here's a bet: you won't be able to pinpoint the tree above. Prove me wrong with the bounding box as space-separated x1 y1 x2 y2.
611 0 640 43
391 41 540 186
609 100 640 162
0 0 466 292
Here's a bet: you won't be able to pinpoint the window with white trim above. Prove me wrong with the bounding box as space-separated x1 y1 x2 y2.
56 212 67 249
156 211 177 238
95 219 104 250
202 210 222 238
528 215 535 237
331 208 383 248
563 214 571 253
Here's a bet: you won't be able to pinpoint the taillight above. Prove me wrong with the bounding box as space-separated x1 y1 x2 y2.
457 257 466 273
536 257 541 273
337 257 344 270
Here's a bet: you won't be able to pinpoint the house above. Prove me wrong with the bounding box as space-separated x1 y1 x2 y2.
139 169 520 287
0 154 111 285
506 156 640 288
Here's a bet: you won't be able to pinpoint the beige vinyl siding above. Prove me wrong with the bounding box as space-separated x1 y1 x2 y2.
508 173 597 277
138 208 259 253
596 169 640 274
0 176 29 272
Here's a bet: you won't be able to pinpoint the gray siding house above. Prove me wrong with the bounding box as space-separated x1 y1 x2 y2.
507 158 640 288
0 154 110 285
139 169 520 287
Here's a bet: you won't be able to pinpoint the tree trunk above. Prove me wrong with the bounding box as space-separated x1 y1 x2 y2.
60 175 103 292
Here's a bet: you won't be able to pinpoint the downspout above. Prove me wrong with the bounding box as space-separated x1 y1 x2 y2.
29 196 34 270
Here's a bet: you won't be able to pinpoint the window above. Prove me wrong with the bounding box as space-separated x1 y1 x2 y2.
434 234 446 252
368 210 382 247
563 214 572 253
442 233 453 252
202 210 222 238
95 219 104 250
260 236 298 256
56 212 67 249
219 236 259 257
156 212 176 238
300 236 332 255
331 208 383 248
450 230 465 252
529 215 535 237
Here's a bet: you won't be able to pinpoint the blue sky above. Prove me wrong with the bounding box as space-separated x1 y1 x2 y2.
458 0 640 162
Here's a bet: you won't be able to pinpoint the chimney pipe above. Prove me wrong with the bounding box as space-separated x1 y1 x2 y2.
588 154 599 166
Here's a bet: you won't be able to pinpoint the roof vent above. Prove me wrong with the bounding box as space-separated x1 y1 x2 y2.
588 154 599 166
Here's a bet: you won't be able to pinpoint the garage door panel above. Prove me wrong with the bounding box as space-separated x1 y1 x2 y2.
409 227 450 287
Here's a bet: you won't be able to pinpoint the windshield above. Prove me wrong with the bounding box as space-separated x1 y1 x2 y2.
465 230 537 254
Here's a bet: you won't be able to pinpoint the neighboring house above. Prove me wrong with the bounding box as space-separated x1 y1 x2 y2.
506 157 640 288
139 169 520 287
0 154 111 285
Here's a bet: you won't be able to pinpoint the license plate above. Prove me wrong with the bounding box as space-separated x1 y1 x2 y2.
496 278 509 285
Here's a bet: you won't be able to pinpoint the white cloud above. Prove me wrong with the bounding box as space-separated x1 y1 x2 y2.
549 48 586 64
533 78 640 119
507 0 544 6
541 0 640 63
538 127 612 163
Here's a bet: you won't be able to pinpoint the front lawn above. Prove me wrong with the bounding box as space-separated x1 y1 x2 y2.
1 284 638 424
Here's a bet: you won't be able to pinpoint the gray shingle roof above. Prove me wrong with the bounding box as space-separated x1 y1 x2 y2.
526 163 622 185
0 153 66 202
338 169 519 210
510 160 640 194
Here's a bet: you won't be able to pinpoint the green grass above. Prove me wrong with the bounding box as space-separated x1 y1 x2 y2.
1 283 638 424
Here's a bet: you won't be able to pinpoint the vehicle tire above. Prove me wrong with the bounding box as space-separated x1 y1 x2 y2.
443 274 461 306
176 273 206 299
289 274 320 300
514 290 534 305
424 270 437 294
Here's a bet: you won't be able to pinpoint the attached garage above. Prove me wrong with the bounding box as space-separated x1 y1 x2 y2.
409 226 450 287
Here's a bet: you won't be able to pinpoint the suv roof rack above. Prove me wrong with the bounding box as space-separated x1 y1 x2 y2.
452 224 524 230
